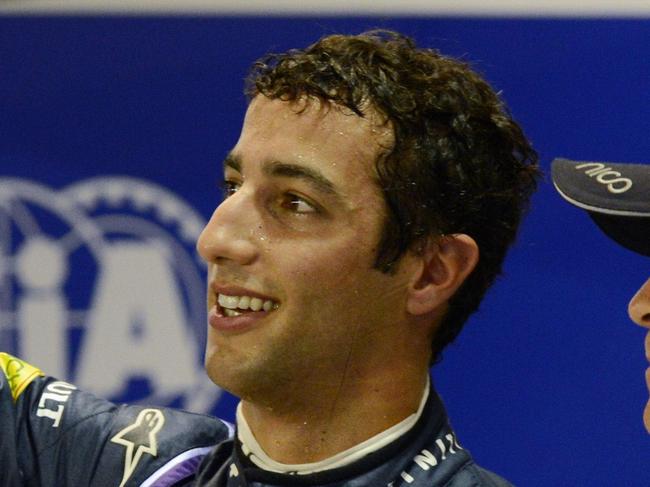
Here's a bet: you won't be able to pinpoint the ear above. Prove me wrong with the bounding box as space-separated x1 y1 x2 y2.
406 234 479 316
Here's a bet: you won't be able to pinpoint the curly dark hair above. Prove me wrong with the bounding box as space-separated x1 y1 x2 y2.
246 30 540 363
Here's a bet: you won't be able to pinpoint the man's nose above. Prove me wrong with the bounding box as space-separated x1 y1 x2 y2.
196 190 259 266
628 278 650 328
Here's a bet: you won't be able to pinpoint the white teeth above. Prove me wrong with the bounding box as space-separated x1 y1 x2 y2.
238 296 251 310
224 308 242 317
218 293 277 313
219 294 239 309
250 298 263 311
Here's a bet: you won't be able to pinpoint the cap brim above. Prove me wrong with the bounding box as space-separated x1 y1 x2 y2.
552 158 650 257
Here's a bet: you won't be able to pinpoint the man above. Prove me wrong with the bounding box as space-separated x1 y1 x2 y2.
1 31 539 486
552 157 650 431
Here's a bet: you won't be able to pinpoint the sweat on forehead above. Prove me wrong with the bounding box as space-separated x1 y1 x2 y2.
244 95 394 156
255 93 390 127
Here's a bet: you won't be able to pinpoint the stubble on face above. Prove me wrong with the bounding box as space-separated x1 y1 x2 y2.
200 96 417 409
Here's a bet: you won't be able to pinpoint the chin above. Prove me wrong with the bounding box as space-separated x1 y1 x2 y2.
204 349 230 386
204 350 256 399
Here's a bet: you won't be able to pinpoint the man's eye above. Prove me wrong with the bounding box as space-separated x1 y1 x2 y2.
281 194 317 214
220 180 240 198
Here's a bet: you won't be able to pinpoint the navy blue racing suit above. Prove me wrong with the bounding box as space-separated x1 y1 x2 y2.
1 353 513 486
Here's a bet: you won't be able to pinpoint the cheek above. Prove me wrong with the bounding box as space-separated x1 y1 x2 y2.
270 207 387 305
284 243 374 290
285 249 402 327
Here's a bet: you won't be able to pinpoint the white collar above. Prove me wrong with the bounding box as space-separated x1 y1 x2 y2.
236 380 430 475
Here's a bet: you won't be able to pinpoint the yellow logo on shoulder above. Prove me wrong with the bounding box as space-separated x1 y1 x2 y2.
0 353 43 401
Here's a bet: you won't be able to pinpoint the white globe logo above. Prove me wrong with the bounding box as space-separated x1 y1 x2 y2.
0 177 220 412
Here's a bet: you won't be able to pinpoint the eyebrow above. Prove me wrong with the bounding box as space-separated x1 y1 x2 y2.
223 153 241 172
264 161 339 197
223 152 340 198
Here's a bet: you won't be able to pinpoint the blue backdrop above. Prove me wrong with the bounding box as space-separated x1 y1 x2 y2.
1 16 649 486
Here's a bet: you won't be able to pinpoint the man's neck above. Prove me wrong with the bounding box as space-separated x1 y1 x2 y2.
238 372 429 464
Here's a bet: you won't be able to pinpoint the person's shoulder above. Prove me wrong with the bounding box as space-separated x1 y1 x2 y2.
444 461 514 487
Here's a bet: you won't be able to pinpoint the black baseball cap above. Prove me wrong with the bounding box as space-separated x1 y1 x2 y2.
551 158 650 257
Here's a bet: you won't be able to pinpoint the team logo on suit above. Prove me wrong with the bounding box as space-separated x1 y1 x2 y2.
111 408 166 487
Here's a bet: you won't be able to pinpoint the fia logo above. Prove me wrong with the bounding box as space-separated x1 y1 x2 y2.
0 177 220 413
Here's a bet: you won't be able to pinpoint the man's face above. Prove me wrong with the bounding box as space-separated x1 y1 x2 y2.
197 96 418 404
628 278 650 431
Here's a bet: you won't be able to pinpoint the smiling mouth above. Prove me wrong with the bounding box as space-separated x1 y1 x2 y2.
218 293 279 317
